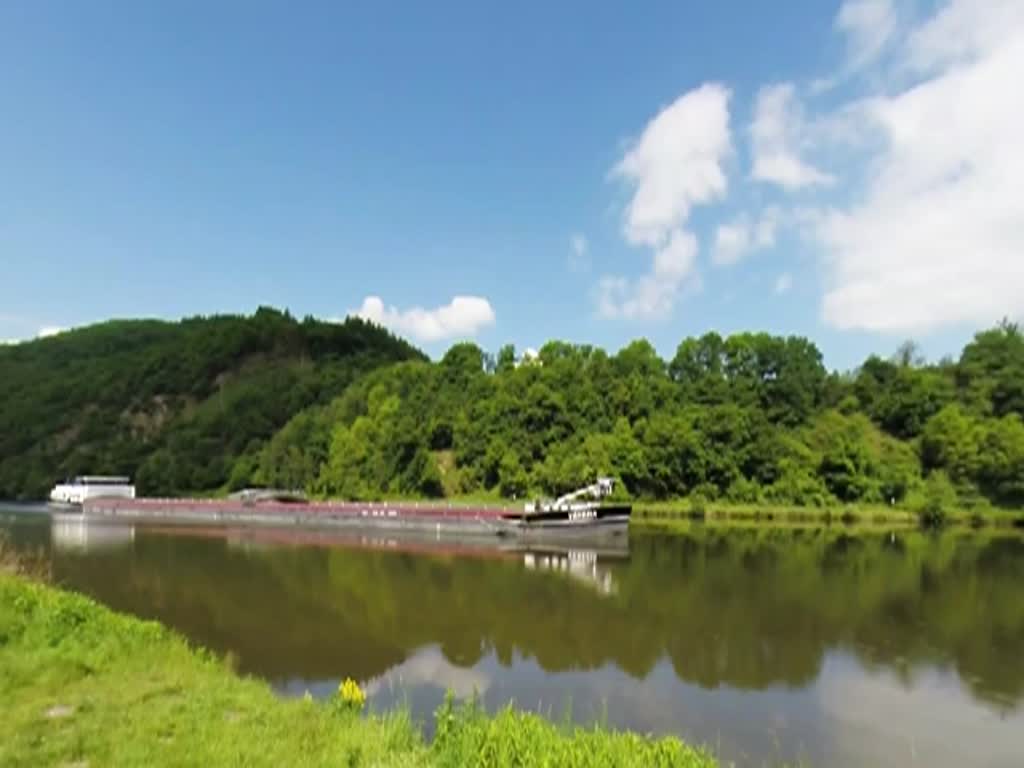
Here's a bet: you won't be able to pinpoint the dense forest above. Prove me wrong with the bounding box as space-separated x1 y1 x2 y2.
2 307 1023 513
0 308 422 499
253 322 1024 514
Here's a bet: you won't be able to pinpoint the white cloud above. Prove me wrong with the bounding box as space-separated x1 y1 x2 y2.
597 230 699 319
568 233 589 272
751 83 835 190
711 222 748 267
711 208 779 266
592 0 1024 335
612 83 732 248
652 228 699 280
836 0 898 69
600 83 731 318
905 0 1021 73
0 326 66 344
815 0 1024 333
350 295 496 342
774 273 793 295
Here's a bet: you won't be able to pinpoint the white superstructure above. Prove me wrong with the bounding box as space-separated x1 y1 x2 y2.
49 476 136 505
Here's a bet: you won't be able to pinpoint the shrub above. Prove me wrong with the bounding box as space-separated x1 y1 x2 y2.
915 470 958 527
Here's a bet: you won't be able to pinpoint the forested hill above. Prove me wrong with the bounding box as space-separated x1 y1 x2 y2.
0 308 424 499
3 311 1022 512
255 323 1024 513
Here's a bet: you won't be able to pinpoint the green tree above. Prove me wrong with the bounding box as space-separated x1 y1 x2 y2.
498 450 528 498
496 344 517 373
920 405 980 481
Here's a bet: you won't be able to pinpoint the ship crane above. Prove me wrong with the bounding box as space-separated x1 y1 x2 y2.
553 477 615 508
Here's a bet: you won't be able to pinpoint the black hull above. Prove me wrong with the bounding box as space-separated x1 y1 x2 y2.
500 503 632 529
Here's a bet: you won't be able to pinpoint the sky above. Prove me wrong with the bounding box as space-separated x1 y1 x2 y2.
2 0 1022 370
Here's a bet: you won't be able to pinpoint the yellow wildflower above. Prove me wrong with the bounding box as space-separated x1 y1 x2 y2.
338 677 366 711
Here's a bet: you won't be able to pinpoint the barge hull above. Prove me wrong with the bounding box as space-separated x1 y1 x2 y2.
81 498 629 542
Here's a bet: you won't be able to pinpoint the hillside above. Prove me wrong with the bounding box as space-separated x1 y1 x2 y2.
0 308 423 499
3 310 1022 513
260 324 1024 514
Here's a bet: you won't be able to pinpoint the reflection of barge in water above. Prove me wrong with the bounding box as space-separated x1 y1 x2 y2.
50 514 136 553
144 522 627 594
81 478 631 543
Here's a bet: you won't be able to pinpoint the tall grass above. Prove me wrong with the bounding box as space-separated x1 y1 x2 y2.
631 499 1024 529
432 692 714 767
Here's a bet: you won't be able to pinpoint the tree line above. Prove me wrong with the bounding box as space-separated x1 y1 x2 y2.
254 322 1024 514
2 307 1022 513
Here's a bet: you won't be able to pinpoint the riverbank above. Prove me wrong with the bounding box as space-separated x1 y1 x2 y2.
0 568 715 767
631 500 1024 529
347 493 1024 529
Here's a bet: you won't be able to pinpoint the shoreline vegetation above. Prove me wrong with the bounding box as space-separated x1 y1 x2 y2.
2 311 1023 530
630 500 1024 529
0 544 717 768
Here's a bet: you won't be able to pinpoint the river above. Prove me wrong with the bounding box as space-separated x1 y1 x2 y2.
2 505 1022 767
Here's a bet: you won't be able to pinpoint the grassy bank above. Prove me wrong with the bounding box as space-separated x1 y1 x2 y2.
631 499 1024 529
0 571 716 767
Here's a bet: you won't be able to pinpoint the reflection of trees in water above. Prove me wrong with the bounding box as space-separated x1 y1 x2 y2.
51 528 1024 711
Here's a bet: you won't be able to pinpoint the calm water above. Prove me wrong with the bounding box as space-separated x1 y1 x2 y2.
3 505 1023 767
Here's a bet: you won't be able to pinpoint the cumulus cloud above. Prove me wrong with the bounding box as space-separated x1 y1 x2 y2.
600 83 732 318
815 0 1024 333
613 83 732 248
350 295 495 342
593 0 1023 335
711 208 779 266
774 273 793 295
751 83 834 190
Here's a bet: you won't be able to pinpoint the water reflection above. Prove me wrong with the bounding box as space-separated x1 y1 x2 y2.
523 548 617 595
2 511 1022 767
50 515 135 553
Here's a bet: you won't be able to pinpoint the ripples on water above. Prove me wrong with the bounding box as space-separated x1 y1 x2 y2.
2 507 1023 768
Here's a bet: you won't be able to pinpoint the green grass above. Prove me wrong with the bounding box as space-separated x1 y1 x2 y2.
432 693 711 768
630 499 1024 529
0 571 716 768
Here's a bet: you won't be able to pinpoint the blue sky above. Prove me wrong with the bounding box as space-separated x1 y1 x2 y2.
2 1 1021 370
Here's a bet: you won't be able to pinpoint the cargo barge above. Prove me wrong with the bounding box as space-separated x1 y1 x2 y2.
77 478 631 542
